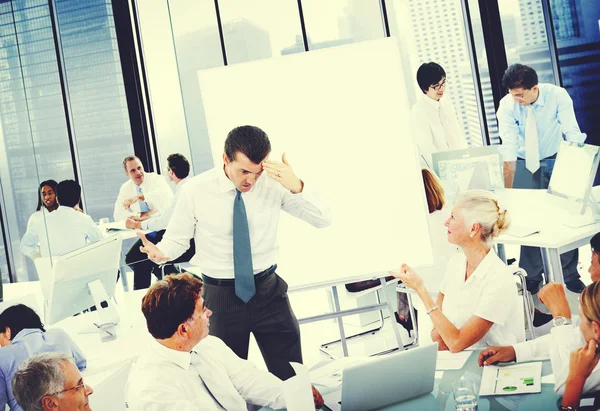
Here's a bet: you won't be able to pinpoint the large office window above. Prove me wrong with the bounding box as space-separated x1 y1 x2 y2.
387 0 487 147
54 0 134 221
0 0 74 282
550 0 600 148
0 0 139 282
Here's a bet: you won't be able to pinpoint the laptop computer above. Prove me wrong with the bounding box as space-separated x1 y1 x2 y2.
323 343 438 411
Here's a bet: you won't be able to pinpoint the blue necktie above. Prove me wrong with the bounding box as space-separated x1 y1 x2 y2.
136 185 150 213
233 189 255 303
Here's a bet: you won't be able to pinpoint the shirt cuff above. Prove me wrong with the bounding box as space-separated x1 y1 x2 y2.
550 323 576 341
141 221 149 230
514 340 534 363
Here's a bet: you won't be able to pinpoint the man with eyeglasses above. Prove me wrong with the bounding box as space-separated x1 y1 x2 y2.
411 62 467 168
12 352 93 411
497 63 587 295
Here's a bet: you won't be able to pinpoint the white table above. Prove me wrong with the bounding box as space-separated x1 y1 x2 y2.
495 188 600 284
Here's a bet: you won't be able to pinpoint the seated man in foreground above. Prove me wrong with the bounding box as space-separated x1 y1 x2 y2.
125 273 323 410
12 352 94 411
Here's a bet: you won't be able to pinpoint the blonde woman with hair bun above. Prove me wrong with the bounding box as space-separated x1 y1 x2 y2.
392 189 522 352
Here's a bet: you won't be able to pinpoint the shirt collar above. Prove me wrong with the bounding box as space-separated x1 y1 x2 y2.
175 177 190 194
149 338 191 371
217 167 236 194
422 94 441 110
532 84 546 108
465 248 497 284
12 328 42 343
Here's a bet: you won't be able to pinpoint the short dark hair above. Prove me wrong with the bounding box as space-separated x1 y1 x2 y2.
36 180 58 212
591 232 600 257
416 62 446 94
0 304 45 339
502 64 538 90
141 273 203 339
122 155 140 171
167 153 190 179
56 180 81 208
224 125 271 164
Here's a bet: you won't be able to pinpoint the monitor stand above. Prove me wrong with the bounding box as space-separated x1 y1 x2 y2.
88 279 120 326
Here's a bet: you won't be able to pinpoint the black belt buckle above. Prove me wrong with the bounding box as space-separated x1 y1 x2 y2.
202 264 277 286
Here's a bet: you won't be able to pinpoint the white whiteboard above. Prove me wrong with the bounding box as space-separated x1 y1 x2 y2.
197 38 433 288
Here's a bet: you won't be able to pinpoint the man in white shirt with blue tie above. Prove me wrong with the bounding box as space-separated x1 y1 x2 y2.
114 155 173 289
126 273 323 410
137 125 331 386
497 63 587 295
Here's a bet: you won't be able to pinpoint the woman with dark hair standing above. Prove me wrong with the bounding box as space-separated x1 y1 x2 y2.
20 180 59 259
0 304 86 410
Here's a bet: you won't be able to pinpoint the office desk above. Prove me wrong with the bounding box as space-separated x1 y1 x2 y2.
260 354 559 411
495 188 600 284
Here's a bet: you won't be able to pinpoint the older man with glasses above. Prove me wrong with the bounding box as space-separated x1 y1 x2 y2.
12 352 93 411
497 63 587 297
410 61 468 168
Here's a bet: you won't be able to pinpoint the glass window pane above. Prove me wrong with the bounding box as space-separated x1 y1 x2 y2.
54 0 135 221
550 0 600 150
387 0 485 146
0 0 73 282
302 0 385 50
219 0 303 64
167 0 224 174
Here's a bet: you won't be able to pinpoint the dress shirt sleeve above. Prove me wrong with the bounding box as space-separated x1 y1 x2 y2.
0 367 9 410
156 185 195 261
217 338 286 409
144 175 174 213
143 201 173 232
556 87 587 144
280 182 332 229
496 98 520 162
548 325 600 395
113 182 133 222
410 109 436 169
83 215 102 245
20 223 40 258
126 384 214 411
60 330 87 370
444 100 468 150
513 334 552 363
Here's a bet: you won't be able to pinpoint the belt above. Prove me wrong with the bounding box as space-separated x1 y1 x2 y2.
517 153 557 161
201 265 277 287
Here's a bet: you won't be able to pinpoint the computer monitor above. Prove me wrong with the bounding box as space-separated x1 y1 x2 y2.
547 141 600 216
45 236 121 325
432 146 504 193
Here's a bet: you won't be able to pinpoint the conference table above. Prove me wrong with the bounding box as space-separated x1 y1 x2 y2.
261 353 560 411
495 188 600 285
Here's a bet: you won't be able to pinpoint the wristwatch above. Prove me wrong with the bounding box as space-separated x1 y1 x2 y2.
552 316 572 327
559 405 576 411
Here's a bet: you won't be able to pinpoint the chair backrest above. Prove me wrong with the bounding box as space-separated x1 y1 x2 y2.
88 358 136 411
513 269 536 341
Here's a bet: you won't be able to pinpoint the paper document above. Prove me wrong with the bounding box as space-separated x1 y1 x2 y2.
436 351 472 371
309 356 369 388
323 390 342 411
479 362 542 396
101 221 128 231
505 225 541 238
283 362 314 411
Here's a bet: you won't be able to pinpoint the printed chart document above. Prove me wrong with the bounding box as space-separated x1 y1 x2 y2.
101 221 128 231
479 362 542 396
436 351 472 371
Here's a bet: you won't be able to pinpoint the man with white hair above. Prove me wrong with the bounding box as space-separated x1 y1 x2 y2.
12 352 93 411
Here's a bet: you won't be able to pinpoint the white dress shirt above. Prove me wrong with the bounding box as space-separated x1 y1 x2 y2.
496 83 586 162
411 94 468 168
125 336 286 411
142 177 190 231
418 209 461 292
20 206 102 258
157 168 332 278
113 172 174 222
513 319 600 395
439 250 522 350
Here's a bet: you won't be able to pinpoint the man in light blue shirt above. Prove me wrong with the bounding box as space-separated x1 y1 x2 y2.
0 304 86 410
497 64 587 294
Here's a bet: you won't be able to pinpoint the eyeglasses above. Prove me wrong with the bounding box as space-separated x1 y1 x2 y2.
430 80 447 91
48 381 87 397
511 88 531 100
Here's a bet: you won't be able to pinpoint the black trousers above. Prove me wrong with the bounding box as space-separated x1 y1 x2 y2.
514 158 579 292
126 230 196 290
202 270 302 381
